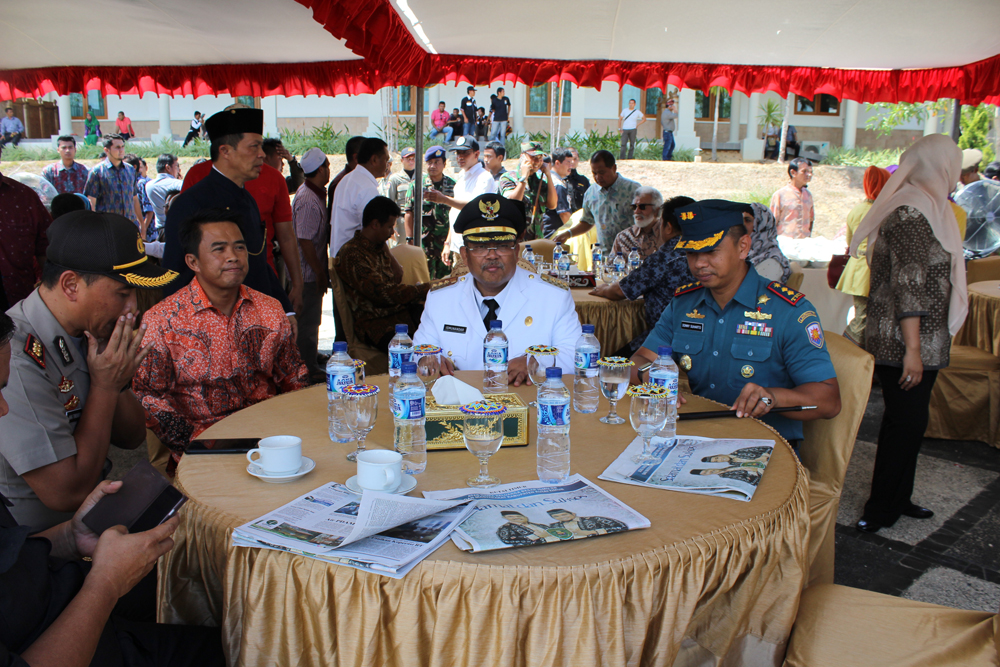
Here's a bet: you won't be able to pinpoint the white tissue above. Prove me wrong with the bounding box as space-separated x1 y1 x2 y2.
431 376 485 406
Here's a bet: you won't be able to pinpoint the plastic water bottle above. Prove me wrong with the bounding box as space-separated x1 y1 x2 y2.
483 319 509 394
573 324 601 413
392 361 427 474
628 247 642 274
591 242 603 270
326 341 355 443
388 324 414 386
557 249 572 281
553 242 565 267
648 345 679 438
537 367 571 483
613 251 627 275
522 244 534 266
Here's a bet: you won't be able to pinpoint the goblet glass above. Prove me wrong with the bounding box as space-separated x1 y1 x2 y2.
412 344 442 387
627 384 669 464
342 384 379 462
597 357 634 424
526 345 559 407
352 359 366 384
460 400 507 488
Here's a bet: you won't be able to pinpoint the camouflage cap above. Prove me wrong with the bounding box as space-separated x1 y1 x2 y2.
520 141 545 156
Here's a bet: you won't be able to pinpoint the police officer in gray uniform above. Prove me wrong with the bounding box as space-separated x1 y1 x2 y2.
0 210 177 529
631 199 841 446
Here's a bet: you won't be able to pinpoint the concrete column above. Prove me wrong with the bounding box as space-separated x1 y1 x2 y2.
923 103 939 136
570 85 585 133
262 97 279 138
742 92 764 161
842 99 859 149
55 95 73 139
149 94 173 143
727 92 742 143
510 83 525 137
673 87 699 152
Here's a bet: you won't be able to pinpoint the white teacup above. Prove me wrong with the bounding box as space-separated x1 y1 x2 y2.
356 449 403 492
247 435 302 475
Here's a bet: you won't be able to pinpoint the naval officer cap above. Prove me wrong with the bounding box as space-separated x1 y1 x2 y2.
674 200 746 252
454 194 526 243
204 107 264 140
46 211 179 289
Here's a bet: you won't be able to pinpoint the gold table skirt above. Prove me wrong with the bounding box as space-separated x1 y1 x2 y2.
159 373 809 667
572 289 647 354
954 281 1000 355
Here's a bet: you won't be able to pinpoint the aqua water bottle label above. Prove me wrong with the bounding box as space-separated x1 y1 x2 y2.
667 378 678 399
391 396 425 419
539 403 570 426
575 351 599 369
389 348 413 370
327 372 355 393
484 345 508 365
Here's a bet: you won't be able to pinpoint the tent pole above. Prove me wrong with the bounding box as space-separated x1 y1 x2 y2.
414 87 424 249
951 99 962 143
778 92 792 164
556 81 565 150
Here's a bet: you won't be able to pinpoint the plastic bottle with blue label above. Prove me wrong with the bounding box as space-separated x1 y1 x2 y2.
388 324 414 386
522 244 534 269
483 320 509 394
573 324 601 413
326 341 355 443
628 247 642 274
557 247 572 281
612 251 627 275
537 367 571 483
591 243 603 271
553 242 565 266
649 345 679 438
392 361 427 474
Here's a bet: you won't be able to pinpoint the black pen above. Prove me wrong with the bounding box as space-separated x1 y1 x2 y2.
678 406 818 421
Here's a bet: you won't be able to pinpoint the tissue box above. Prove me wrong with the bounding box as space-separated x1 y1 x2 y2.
425 392 529 450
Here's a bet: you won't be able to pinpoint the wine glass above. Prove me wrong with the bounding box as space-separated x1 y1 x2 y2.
412 344 442 387
597 357 634 424
342 384 379 462
460 400 507 488
352 359 366 384
526 345 558 407
627 384 669 464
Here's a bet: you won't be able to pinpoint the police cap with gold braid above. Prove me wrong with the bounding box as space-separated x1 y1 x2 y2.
46 211 178 289
454 193 527 243
674 200 746 252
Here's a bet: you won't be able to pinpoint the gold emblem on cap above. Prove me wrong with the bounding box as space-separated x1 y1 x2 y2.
479 198 501 221
741 365 754 378
525 316 533 326
680 211 695 220
680 354 692 371
676 229 725 251
685 309 705 319
136 235 145 254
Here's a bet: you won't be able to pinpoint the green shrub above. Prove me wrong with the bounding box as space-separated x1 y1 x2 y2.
671 147 695 162
821 146 904 168
725 189 776 206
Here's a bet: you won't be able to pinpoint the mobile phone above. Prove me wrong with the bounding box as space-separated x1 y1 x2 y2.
82 460 188 535
186 437 261 454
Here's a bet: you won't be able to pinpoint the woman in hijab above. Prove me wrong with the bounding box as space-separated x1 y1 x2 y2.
837 165 891 345
84 110 101 146
852 134 967 534
748 203 792 283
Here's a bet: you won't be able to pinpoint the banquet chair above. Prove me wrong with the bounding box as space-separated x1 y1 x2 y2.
800 331 874 587
329 259 389 376
967 256 1000 285
389 243 431 285
786 270 804 291
783 583 999 667
146 428 171 479
926 344 1000 448
521 239 555 264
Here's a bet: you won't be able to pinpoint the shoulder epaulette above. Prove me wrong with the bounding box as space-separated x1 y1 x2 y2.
430 275 459 291
517 258 535 271
23 334 46 369
767 281 805 306
540 273 570 290
674 281 703 296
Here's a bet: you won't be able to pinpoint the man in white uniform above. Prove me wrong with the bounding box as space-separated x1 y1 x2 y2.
428 137 496 268
414 194 580 384
330 137 389 257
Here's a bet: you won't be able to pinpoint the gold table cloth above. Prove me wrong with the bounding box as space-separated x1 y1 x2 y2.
572 288 647 355
955 281 1000 355
159 372 809 667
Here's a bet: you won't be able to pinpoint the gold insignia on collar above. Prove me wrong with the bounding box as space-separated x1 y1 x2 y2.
525 316 533 326
757 295 770 305
685 309 706 319
58 376 74 393
680 354 692 371
744 310 773 321
24 335 45 369
64 395 80 411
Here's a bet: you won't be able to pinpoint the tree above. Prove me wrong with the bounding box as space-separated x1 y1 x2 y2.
757 99 783 140
863 101 951 137
958 104 997 164
778 93 793 164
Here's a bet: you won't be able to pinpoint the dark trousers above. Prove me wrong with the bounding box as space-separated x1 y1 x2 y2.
863 365 939 525
296 281 324 381
661 130 675 160
182 129 200 147
620 128 637 159
0 132 21 147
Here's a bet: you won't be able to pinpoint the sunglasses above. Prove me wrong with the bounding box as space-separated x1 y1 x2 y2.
630 203 654 211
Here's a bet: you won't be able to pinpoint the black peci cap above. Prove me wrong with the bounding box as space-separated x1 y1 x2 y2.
46 211 178 289
204 108 264 140
454 194 526 243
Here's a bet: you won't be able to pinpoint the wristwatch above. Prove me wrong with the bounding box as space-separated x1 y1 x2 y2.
406 237 414 243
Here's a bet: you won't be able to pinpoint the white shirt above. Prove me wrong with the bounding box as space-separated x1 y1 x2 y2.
330 165 379 257
620 108 643 131
449 162 497 252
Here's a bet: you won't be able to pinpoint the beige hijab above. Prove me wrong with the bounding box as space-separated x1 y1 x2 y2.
850 134 968 335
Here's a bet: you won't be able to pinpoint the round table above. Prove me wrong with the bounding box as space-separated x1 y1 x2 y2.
572 289 647 355
955 281 1000 355
159 372 809 667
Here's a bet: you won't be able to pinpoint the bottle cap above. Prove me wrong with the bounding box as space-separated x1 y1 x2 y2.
658 345 673 356
490 320 502 329
582 324 595 334
401 361 417 374
395 324 409 334
526 245 532 249
333 341 348 352
545 367 563 379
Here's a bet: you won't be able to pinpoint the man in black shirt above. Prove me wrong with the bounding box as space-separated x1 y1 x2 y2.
564 147 591 214
488 87 512 142
460 86 478 138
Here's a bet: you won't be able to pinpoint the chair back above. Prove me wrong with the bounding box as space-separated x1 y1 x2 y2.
522 239 556 264
329 259 389 375
786 270 804 291
967 256 1000 285
800 331 874 587
390 243 431 285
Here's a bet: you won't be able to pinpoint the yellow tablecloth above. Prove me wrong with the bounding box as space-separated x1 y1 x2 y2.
572 289 647 355
159 372 809 667
954 281 1000 355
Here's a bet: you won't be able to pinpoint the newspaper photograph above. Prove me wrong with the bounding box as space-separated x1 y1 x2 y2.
422 474 649 552
232 482 477 578
599 436 776 502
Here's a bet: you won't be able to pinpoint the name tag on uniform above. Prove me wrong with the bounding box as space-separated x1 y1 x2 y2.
681 321 704 332
66 408 83 424
444 324 467 334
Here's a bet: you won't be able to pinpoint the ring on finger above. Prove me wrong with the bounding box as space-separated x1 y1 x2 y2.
758 396 773 407
905 375 912 382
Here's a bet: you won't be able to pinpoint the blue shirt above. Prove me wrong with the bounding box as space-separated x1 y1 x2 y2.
0 117 24 135
84 160 138 225
642 265 836 442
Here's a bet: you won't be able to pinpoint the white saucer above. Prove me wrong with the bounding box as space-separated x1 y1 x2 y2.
247 457 316 483
345 474 418 495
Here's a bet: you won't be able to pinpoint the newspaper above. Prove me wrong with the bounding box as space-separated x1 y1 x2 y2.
599 436 776 502
232 482 477 578
422 474 649 552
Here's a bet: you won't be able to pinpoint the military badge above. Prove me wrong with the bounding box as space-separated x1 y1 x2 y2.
674 282 703 297
24 335 45 369
55 336 73 365
64 395 80 411
685 309 706 319
741 365 754 378
58 376 75 393
797 310 818 324
524 316 533 326
806 322 825 349
757 295 770 305
767 281 805 306
478 198 501 221
680 354 692 371
744 310 773 321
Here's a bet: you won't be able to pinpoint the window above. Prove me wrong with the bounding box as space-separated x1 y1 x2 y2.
236 96 260 109
70 91 107 119
620 86 670 120
694 90 731 121
526 82 572 115
393 87 432 114
796 94 839 116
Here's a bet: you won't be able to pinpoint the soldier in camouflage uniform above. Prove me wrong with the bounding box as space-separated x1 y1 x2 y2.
402 146 456 279
380 146 415 240
498 141 557 240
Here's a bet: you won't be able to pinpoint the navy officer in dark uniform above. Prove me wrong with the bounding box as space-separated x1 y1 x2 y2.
162 108 294 331
630 199 840 447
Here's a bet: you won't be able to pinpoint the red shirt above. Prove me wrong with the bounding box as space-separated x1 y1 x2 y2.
0 175 51 305
182 162 292 270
